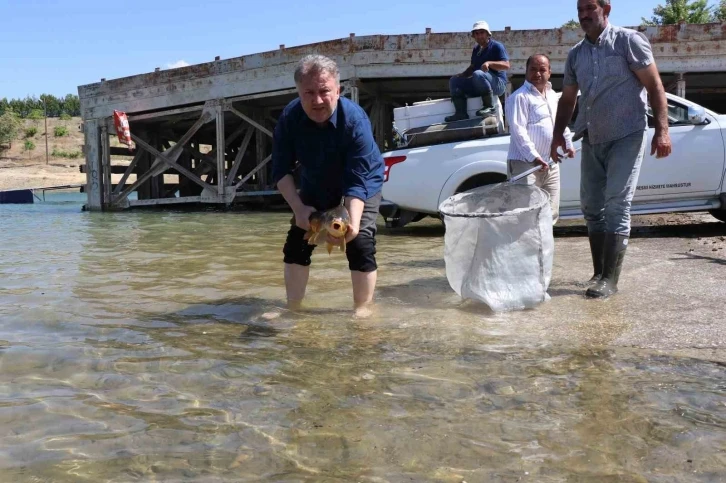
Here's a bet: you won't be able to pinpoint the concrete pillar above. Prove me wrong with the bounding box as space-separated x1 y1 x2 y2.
347 79 360 104
215 103 226 196
83 119 102 211
676 72 686 99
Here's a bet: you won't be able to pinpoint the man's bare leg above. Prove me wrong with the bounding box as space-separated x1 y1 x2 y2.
351 270 377 317
285 263 310 310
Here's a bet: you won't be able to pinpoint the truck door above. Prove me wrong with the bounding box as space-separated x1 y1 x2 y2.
635 98 725 200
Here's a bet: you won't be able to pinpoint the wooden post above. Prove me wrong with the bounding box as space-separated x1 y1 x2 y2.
255 110 268 189
676 72 686 99
150 130 163 199
83 119 102 210
215 103 226 196
101 124 112 208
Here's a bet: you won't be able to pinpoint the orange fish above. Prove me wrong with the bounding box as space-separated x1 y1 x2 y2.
297 204 351 254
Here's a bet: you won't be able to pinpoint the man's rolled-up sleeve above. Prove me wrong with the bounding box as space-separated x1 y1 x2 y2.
271 115 295 186
343 120 383 201
563 48 578 86
627 31 654 71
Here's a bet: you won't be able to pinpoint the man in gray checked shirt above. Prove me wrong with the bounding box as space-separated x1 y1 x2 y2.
551 0 672 299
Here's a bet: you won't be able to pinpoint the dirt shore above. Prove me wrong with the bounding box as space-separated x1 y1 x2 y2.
0 160 86 191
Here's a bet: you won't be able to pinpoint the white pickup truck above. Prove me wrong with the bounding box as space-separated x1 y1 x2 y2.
380 93 726 227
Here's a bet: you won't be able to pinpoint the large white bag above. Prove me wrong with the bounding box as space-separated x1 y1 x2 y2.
438 183 554 312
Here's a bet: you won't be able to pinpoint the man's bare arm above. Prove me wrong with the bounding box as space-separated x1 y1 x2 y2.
551 84 579 162
634 63 672 158
483 60 510 71
277 174 314 230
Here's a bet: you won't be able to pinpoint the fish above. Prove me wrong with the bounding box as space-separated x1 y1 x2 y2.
293 204 351 255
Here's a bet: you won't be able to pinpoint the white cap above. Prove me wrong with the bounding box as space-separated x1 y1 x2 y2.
471 21 491 34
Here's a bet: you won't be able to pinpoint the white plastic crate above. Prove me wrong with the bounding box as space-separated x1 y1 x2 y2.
393 97 503 132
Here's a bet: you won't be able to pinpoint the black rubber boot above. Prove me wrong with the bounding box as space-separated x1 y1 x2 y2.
445 96 469 123
585 231 606 286
476 92 495 117
585 233 629 299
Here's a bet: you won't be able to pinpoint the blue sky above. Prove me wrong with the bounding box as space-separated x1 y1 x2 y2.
0 0 701 100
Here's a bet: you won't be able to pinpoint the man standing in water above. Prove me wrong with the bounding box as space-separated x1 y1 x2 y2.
551 0 671 299
506 53 576 225
272 55 384 316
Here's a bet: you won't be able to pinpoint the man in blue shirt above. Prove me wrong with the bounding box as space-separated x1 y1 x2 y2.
272 54 385 316
445 20 511 122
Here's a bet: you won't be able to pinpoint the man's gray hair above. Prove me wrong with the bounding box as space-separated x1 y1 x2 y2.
597 0 610 7
294 55 340 85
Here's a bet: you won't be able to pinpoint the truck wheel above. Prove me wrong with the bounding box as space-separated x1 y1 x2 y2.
455 173 507 194
709 209 726 223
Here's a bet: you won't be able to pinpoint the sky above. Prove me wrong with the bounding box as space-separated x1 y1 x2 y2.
0 0 701 100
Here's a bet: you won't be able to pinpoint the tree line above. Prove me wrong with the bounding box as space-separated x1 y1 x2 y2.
0 94 81 119
563 0 726 27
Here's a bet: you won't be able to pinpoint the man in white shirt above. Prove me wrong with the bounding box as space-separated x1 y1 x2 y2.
506 54 575 224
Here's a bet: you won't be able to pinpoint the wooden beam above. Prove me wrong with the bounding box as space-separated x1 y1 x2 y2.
226 126 255 184
112 148 144 196
114 133 212 204
146 110 213 177
226 104 273 137
127 104 205 122
235 154 272 188
133 135 213 191
128 195 202 207
101 125 112 207
226 87 298 104
215 104 226 196
110 146 137 156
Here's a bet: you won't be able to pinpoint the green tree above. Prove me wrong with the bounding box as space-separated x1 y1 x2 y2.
715 0 726 20
0 111 22 147
641 0 713 25
40 94 61 117
62 94 81 117
28 109 45 121
562 19 581 28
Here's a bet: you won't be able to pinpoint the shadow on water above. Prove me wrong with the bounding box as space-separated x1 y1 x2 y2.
384 258 446 269
378 222 445 238
547 280 587 297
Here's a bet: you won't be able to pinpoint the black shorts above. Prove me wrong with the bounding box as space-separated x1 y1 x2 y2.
283 192 381 272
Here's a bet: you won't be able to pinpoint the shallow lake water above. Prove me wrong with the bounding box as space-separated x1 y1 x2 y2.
1 193 724 482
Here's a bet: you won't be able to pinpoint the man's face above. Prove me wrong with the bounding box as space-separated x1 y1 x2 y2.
297 70 340 125
577 0 610 35
526 56 551 88
472 30 490 46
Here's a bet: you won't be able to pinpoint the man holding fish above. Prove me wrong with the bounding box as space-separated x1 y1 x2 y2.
272 54 385 316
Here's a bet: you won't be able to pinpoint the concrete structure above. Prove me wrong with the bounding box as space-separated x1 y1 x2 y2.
78 23 726 211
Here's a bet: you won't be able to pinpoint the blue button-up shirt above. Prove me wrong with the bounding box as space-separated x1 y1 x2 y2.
471 39 509 85
564 24 654 144
271 96 384 210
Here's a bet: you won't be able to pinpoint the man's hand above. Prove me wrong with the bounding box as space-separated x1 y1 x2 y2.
293 205 316 231
343 224 359 244
550 133 568 163
651 130 672 159
534 157 549 171
324 223 359 246
566 146 576 158
481 62 490 72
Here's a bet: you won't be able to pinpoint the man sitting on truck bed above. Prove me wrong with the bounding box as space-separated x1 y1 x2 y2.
445 20 510 123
